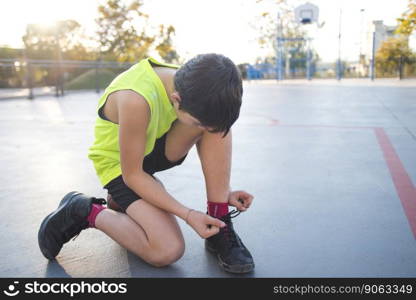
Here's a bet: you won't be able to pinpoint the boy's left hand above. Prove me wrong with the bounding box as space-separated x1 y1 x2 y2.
228 190 254 212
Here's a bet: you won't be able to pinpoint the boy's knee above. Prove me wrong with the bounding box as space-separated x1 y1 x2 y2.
147 242 185 267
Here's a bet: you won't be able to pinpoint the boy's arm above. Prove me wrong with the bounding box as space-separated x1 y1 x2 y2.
196 129 232 203
117 91 189 220
196 129 254 211
196 129 232 204
116 90 226 239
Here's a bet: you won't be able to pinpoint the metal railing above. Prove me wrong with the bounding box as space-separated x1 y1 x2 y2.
244 60 416 81
0 58 134 100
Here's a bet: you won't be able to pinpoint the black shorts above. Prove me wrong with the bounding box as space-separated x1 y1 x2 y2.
103 131 187 212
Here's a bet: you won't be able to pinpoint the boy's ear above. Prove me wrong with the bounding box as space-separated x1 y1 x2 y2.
171 92 181 109
171 91 181 103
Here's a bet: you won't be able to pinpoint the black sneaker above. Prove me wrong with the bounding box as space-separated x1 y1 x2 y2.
38 191 106 260
205 209 255 273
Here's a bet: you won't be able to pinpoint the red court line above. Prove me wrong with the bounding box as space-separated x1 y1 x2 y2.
275 124 374 130
248 113 280 126
374 128 416 239
271 121 416 239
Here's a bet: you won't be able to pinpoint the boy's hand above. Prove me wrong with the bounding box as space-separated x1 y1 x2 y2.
228 190 254 212
186 210 226 239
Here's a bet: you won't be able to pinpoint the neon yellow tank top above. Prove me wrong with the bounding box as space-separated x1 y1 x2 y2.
88 57 179 186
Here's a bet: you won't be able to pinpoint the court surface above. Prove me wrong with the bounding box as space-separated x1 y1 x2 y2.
0 78 415 277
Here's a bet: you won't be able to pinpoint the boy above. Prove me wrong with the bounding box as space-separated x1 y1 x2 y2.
38 53 255 274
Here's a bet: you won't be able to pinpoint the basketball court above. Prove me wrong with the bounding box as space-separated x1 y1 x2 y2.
0 79 415 277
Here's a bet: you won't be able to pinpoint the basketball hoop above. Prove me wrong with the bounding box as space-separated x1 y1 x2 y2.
294 2 319 25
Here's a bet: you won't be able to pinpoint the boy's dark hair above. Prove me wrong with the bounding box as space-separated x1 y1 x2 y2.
174 53 243 137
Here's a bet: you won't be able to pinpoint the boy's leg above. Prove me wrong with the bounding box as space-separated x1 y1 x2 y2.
39 191 184 267
107 176 165 212
42 122 199 265
95 198 185 267
94 121 203 266
99 172 185 267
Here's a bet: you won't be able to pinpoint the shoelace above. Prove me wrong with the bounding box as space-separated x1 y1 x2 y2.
219 209 242 248
91 197 107 205
71 197 107 241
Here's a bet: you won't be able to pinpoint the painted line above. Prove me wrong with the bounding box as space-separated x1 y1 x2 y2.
247 113 280 126
373 128 416 239
267 119 416 239
265 116 416 239
275 124 375 130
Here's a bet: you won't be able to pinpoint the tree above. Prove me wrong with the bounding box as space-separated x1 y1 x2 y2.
96 0 181 63
253 0 308 55
397 0 416 35
376 37 414 78
96 0 152 62
0 47 24 88
20 20 94 88
22 20 91 60
155 25 180 64
252 0 318 77
96 0 149 62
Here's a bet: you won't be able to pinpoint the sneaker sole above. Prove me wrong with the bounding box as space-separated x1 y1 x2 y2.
205 240 255 274
38 191 82 260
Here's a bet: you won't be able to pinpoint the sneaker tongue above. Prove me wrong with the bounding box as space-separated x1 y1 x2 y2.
220 222 241 248
220 213 232 223
218 209 241 247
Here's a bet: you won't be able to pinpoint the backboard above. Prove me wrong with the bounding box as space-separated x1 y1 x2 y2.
294 2 319 25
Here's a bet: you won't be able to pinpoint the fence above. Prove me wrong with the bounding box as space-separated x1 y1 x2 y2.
245 59 416 81
0 59 134 100
1 57 416 100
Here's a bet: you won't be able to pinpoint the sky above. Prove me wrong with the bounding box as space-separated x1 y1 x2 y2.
0 0 413 64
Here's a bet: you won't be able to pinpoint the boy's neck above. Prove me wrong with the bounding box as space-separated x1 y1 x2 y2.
153 67 176 105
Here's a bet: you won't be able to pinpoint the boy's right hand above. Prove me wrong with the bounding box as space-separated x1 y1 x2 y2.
186 210 226 239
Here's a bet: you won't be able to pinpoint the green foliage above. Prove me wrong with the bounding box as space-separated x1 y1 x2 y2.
0 48 23 87
253 0 318 71
155 25 180 64
22 20 92 60
375 37 415 77
397 0 416 35
96 0 180 63
0 47 23 59
3 1 183 89
254 0 308 52
64 68 118 90
96 0 154 62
